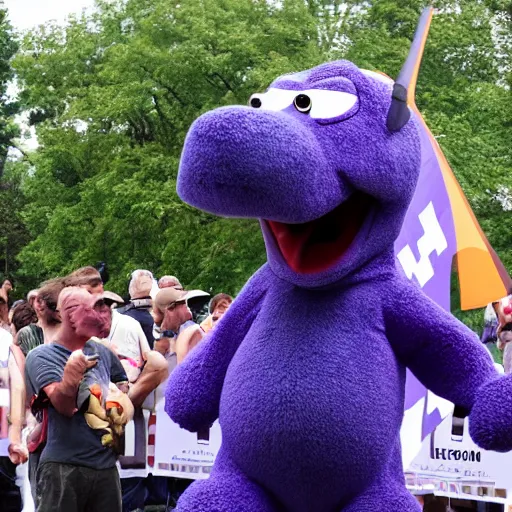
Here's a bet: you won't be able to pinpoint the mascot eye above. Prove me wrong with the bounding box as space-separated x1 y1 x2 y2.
294 94 312 113
248 89 297 111
306 90 358 121
249 95 262 108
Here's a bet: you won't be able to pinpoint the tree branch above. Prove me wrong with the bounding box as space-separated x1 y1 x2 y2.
212 72 234 92
138 63 187 106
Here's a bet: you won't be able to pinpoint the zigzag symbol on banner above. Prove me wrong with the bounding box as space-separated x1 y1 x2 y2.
397 202 448 288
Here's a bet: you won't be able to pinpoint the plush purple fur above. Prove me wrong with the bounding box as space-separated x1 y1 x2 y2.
469 375 512 452
165 61 499 512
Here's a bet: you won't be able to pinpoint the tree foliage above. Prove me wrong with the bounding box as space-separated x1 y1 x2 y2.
6 0 511 330
0 6 18 174
0 6 27 291
11 0 326 294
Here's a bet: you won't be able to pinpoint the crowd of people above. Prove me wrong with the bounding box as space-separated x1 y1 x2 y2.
481 291 512 373
1 266 510 512
0 268 233 512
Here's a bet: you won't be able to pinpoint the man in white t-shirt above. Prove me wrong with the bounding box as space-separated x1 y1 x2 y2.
103 294 168 409
108 310 151 382
0 328 22 511
119 286 209 511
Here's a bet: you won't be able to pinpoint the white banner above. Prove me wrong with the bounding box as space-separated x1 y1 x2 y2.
405 411 512 505
153 398 222 480
400 386 453 469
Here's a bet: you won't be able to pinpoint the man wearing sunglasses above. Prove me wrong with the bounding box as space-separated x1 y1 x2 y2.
153 288 208 366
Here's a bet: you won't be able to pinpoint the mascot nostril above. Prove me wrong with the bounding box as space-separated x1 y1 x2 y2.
166 7 511 512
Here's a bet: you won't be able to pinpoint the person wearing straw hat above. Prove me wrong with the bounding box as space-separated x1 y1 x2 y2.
153 287 209 365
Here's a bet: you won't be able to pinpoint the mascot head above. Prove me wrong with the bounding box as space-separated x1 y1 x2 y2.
177 12 434 287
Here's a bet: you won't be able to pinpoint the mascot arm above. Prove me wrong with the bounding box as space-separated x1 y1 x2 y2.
164 264 270 432
385 277 497 413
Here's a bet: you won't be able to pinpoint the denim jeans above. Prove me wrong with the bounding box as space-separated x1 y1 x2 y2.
36 462 121 512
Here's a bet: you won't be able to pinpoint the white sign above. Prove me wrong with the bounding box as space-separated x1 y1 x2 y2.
153 399 222 480
406 411 512 504
0 388 9 407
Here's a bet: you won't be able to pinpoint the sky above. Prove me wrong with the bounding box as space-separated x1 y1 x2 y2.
4 1 96 153
4 0 96 31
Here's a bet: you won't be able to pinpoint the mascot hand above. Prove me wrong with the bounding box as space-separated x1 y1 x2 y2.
470 373 512 452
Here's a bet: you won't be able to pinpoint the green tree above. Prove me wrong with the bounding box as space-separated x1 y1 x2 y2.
0 5 29 295
10 0 511 318
0 5 18 176
13 0 324 294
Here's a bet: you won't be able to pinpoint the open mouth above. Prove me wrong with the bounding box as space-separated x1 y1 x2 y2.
267 191 374 274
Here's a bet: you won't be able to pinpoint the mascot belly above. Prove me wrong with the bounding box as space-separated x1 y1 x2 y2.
220 281 404 511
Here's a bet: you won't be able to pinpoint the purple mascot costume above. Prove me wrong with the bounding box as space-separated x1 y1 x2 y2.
165 9 512 512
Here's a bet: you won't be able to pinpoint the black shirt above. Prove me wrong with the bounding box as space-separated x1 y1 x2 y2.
123 306 155 349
